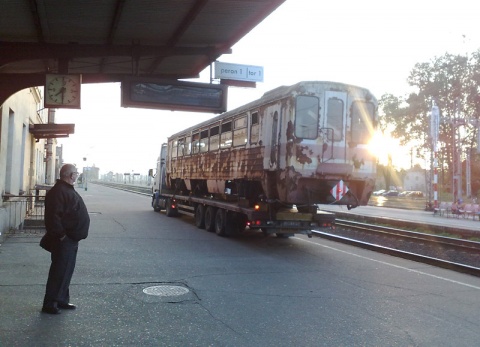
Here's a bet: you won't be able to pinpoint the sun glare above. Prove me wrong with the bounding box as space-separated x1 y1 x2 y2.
369 132 397 166
368 132 415 169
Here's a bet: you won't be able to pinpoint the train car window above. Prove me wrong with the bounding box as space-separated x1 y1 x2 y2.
326 97 344 141
295 96 319 139
235 116 247 128
185 135 192 155
200 128 209 153
178 138 185 156
220 121 232 148
351 101 375 144
210 124 220 151
171 139 178 158
250 111 259 144
233 115 247 147
192 132 200 154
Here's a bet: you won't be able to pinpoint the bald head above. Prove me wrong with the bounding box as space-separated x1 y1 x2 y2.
59 164 79 184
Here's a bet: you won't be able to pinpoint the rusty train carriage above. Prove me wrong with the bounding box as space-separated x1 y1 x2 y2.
152 81 377 237
165 81 378 209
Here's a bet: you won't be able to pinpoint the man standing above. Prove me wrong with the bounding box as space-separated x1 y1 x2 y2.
41 163 90 314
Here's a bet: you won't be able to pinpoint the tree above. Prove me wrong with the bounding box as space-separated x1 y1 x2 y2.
379 50 480 194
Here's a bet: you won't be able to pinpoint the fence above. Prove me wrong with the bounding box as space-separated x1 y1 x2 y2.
2 194 46 235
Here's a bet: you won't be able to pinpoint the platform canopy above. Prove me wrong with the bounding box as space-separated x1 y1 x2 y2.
0 0 285 104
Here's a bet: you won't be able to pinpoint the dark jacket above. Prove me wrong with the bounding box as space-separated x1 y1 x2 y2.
44 179 90 241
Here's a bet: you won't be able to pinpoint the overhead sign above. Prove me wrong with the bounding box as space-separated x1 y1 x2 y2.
214 61 264 82
121 78 227 113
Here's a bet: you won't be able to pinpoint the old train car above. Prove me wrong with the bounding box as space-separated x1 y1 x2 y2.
152 81 378 237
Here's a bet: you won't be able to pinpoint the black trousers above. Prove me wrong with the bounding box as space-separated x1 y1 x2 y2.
43 237 79 307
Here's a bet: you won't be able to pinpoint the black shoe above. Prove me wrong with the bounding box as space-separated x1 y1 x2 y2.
42 306 61 314
58 303 76 310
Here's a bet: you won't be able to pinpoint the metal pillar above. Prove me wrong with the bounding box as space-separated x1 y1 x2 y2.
45 108 56 184
452 100 463 202
466 150 471 198
431 103 439 208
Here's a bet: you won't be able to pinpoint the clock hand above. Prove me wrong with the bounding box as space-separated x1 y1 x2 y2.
55 87 66 96
61 87 66 103
59 77 66 103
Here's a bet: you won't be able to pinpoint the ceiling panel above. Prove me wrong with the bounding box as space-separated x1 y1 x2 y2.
0 0 285 104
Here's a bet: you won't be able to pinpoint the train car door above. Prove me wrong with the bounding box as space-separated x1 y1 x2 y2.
324 91 347 161
269 110 279 169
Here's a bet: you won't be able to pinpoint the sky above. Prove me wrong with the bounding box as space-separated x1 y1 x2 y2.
54 0 480 174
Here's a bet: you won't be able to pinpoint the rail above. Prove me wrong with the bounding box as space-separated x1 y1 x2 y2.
313 220 480 277
2 194 46 234
91 181 152 195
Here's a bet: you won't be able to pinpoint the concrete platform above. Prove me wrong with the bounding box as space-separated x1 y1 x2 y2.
320 205 480 234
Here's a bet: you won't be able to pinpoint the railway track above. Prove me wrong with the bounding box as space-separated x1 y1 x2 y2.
94 181 480 277
314 220 480 277
92 181 152 195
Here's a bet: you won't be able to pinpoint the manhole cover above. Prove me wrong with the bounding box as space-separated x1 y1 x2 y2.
143 285 189 297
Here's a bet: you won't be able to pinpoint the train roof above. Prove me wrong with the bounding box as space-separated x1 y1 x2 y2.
167 80 376 140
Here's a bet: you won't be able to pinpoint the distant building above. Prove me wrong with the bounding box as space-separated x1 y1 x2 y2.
403 166 426 192
83 166 100 181
103 171 115 181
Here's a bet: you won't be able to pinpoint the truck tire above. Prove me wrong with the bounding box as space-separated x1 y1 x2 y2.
165 198 178 217
195 204 205 229
214 209 226 236
225 212 245 236
152 198 161 212
204 206 217 232
152 193 161 212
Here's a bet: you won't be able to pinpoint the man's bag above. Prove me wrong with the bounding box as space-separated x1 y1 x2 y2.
39 234 56 252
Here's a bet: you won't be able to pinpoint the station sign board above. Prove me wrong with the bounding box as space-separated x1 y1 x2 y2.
214 61 264 82
121 78 227 113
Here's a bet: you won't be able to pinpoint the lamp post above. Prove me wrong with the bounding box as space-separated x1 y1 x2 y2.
83 157 88 191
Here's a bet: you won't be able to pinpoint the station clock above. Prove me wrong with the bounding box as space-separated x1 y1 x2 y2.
44 74 82 109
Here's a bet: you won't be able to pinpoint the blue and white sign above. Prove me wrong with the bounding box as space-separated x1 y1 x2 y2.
214 61 264 82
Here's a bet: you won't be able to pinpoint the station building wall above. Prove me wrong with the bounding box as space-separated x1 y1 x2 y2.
0 88 53 242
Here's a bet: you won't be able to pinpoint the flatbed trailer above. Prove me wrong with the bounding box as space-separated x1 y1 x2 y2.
152 189 335 238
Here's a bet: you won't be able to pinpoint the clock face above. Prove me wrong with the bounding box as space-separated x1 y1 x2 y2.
45 74 81 108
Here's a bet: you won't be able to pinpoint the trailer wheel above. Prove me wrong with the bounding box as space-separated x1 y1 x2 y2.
215 209 226 236
204 206 217 232
225 212 245 236
195 204 206 229
166 198 178 217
